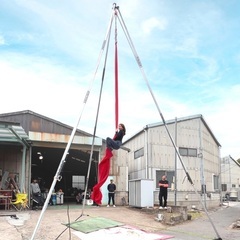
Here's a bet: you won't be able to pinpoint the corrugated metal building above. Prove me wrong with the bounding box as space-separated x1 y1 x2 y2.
0 122 30 193
0 110 103 200
0 111 222 208
221 155 240 200
117 114 222 209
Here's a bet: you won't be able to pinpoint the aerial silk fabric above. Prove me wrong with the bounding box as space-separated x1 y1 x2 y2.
91 148 113 205
91 13 118 205
115 23 119 130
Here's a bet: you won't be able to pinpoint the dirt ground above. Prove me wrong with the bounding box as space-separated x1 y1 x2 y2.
2 202 240 240
0 204 168 240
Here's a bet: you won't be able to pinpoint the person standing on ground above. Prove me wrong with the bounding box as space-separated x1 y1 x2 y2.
30 178 41 196
107 179 116 207
159 175 169 209
30 178 44 208
106 123 126 151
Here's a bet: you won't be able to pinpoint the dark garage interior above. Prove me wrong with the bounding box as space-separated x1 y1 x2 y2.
31 146 99 201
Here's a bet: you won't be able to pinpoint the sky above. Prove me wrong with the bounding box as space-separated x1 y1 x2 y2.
0 0 239 159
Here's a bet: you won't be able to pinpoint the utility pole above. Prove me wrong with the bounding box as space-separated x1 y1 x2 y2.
174 117 177 206
199 119 207 209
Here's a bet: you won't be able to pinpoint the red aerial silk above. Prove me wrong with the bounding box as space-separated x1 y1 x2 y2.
91 148 113 205
115 29 119 129
91 11 119 205
114 9 119 129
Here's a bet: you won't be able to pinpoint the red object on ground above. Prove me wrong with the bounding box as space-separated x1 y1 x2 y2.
91 148 113 205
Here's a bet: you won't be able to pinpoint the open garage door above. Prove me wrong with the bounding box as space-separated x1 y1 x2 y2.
31 146 100 202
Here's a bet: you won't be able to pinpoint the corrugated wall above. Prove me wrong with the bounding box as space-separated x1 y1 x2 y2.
117 116 221 207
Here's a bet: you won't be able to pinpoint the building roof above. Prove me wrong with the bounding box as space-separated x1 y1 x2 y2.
124 114 221 147
0 121 30 147
0 110 103 148
0 110 91 136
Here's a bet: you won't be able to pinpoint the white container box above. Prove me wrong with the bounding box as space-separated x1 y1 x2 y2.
129 179 154 208
56 193 64 205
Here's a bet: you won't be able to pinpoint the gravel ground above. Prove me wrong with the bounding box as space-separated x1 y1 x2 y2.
0 204 167 240
1 202 240 240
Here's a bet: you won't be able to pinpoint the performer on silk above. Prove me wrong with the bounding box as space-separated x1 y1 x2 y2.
106 123 126 151
91 123 126 205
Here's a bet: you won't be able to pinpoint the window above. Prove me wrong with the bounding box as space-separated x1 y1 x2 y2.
232 184 236 188
221 184 227 191
179 148 188 156
213 175 219 190
134 148 144 159
179 147 197 157
156 170 175 189
72 175 85 190
188 148 197 157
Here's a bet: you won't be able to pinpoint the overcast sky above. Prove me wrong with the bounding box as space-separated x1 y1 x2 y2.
0 0 239 159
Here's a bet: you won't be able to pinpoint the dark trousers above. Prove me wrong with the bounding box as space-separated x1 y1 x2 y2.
159 191 167 207
106 138 121 150
108 192 115 205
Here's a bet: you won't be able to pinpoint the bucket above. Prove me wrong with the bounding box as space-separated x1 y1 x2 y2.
157 214 164 221
86 199 93 205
